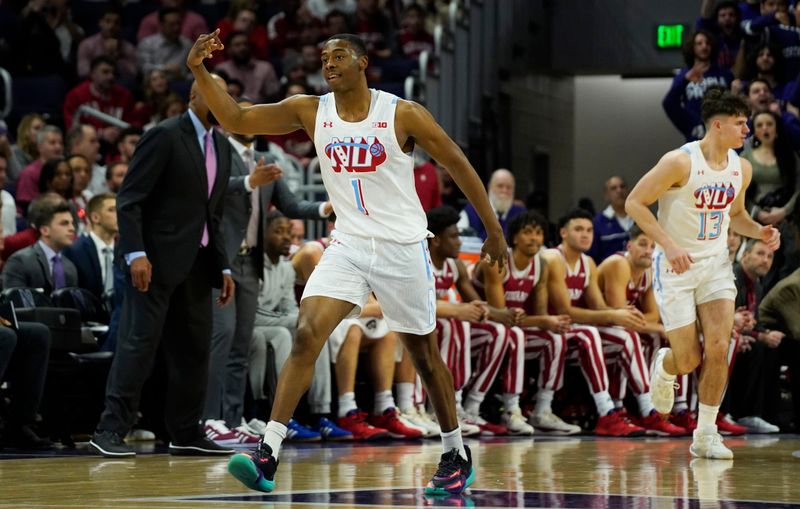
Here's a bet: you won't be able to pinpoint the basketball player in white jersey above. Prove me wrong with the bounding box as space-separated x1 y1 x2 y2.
188 32 507 495
626 88 780 459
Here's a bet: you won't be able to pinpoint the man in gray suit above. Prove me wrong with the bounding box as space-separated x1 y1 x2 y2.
203 98 331 438
2 202 78 292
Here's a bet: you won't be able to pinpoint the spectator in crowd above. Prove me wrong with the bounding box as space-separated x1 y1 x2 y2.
38 157 73 204
10 0 66 76
66 154 92 233
214 31 280 104
355 0 395 59
759 257 800 430
131 70 181 128
0 121 20 186
267 0 323 58
105 161 127 194
733 43 785 99
728 239 782 432
114 127 142 164
249 212 340 440
65 124 107 195
212 3 268 67
588 176 633 263
2 201 77 293
663 30 733 141
289 219 305 251
0 320 52 450
264 83 316 165
137 0 208 43
742 111 799 226
741 0 800 83
11 113 45 176
225 78 245 98
137 7 193 82
697 0 742 69
17 126 64 213
728 226 744 263
324 9 351 39
307 0 356 20
46 0 84 67
63 193 117 302
458 168 525 240
747 79 777 117
0 155 16 236
300 43 328 93
397 3 434 60
63 56 135 142
2 193 66 263
413 152 442 212
77 6 138 83
328 302 423 440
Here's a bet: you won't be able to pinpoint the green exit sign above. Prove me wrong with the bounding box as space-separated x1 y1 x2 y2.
657 24 684 48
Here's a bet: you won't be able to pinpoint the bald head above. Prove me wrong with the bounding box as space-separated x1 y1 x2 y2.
488 168 515 214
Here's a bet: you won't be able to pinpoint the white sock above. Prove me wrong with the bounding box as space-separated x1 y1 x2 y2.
373 390 395 415
454 389 463 406
613 399 624 410
440 426 468 461
338 392 357 418
637 393 655 416
463 391 484 416
697 403 719 434
262 421 287 459
593 391 615 416
395 383 414 413
534 389 554 415
501 393 520 413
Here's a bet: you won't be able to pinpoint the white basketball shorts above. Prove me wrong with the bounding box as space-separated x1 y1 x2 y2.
653 249 737 331
302 230 436 335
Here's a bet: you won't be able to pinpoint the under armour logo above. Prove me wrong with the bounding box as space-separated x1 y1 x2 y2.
323 121 333 128
733 170 740 176
698 169 704 176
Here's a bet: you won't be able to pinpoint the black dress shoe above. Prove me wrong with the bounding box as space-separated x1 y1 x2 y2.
169 436 235 456
6 425 53 450
90 430 135 457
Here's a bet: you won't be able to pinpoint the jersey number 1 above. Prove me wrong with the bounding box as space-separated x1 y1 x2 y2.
350 178 369 215
697 211 723 240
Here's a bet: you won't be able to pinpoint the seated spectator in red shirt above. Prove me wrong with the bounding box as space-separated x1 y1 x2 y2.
137 7 193 82
137 0 207 43
413 153 442 212
17 126 64 213
214 31 280 103
397 4 434 60
2 193 67 263
63 56 135 142
265 82 316 166
211 4 268 67
130 69 182 127
77 6 138 82
355 0 395 59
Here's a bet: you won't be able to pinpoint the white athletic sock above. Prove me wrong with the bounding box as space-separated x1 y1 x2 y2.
373 390 395 415
338 392 357 418
463 391 484 416
262 421 287 459
637 393 655 416
534 389 555 415
454 389 463 406
613 399 624 410
697 403 719 434
440 426 468 461
395 383 415 413
593 391 615 416
501 393 520 413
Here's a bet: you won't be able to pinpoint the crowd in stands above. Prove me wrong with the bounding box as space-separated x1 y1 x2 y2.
1 0 800 452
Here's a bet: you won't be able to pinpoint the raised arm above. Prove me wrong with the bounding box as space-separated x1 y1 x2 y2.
186 30 315 136
396 100 507 269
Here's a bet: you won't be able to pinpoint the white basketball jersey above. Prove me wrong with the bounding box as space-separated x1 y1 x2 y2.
314 90 428 243
657 141 742 260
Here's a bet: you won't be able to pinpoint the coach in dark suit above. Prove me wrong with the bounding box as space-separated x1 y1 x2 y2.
203 97 330 430
91 75 236 458
2 202 78 292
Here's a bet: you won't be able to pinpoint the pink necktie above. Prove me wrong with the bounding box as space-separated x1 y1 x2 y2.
201 130 217 247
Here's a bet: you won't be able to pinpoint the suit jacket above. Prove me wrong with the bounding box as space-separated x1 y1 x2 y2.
62 234 104 299
224 146 324 275
117 111 231 287
759 268 800 339
2 242 79 293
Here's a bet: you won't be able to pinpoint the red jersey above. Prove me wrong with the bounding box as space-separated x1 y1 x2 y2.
397 30 434 59
433 258 459 300
63 81 134 130
503 249 541 314
548 246 590 309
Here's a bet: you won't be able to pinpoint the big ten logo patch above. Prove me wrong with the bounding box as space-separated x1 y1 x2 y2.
325 136 387 173
693 183 736 210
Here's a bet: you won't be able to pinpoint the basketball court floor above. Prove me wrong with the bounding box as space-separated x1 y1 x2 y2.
2 435 799 508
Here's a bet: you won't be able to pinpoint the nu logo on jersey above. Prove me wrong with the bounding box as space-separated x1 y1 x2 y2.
325 136 387 173
693 182 736 210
